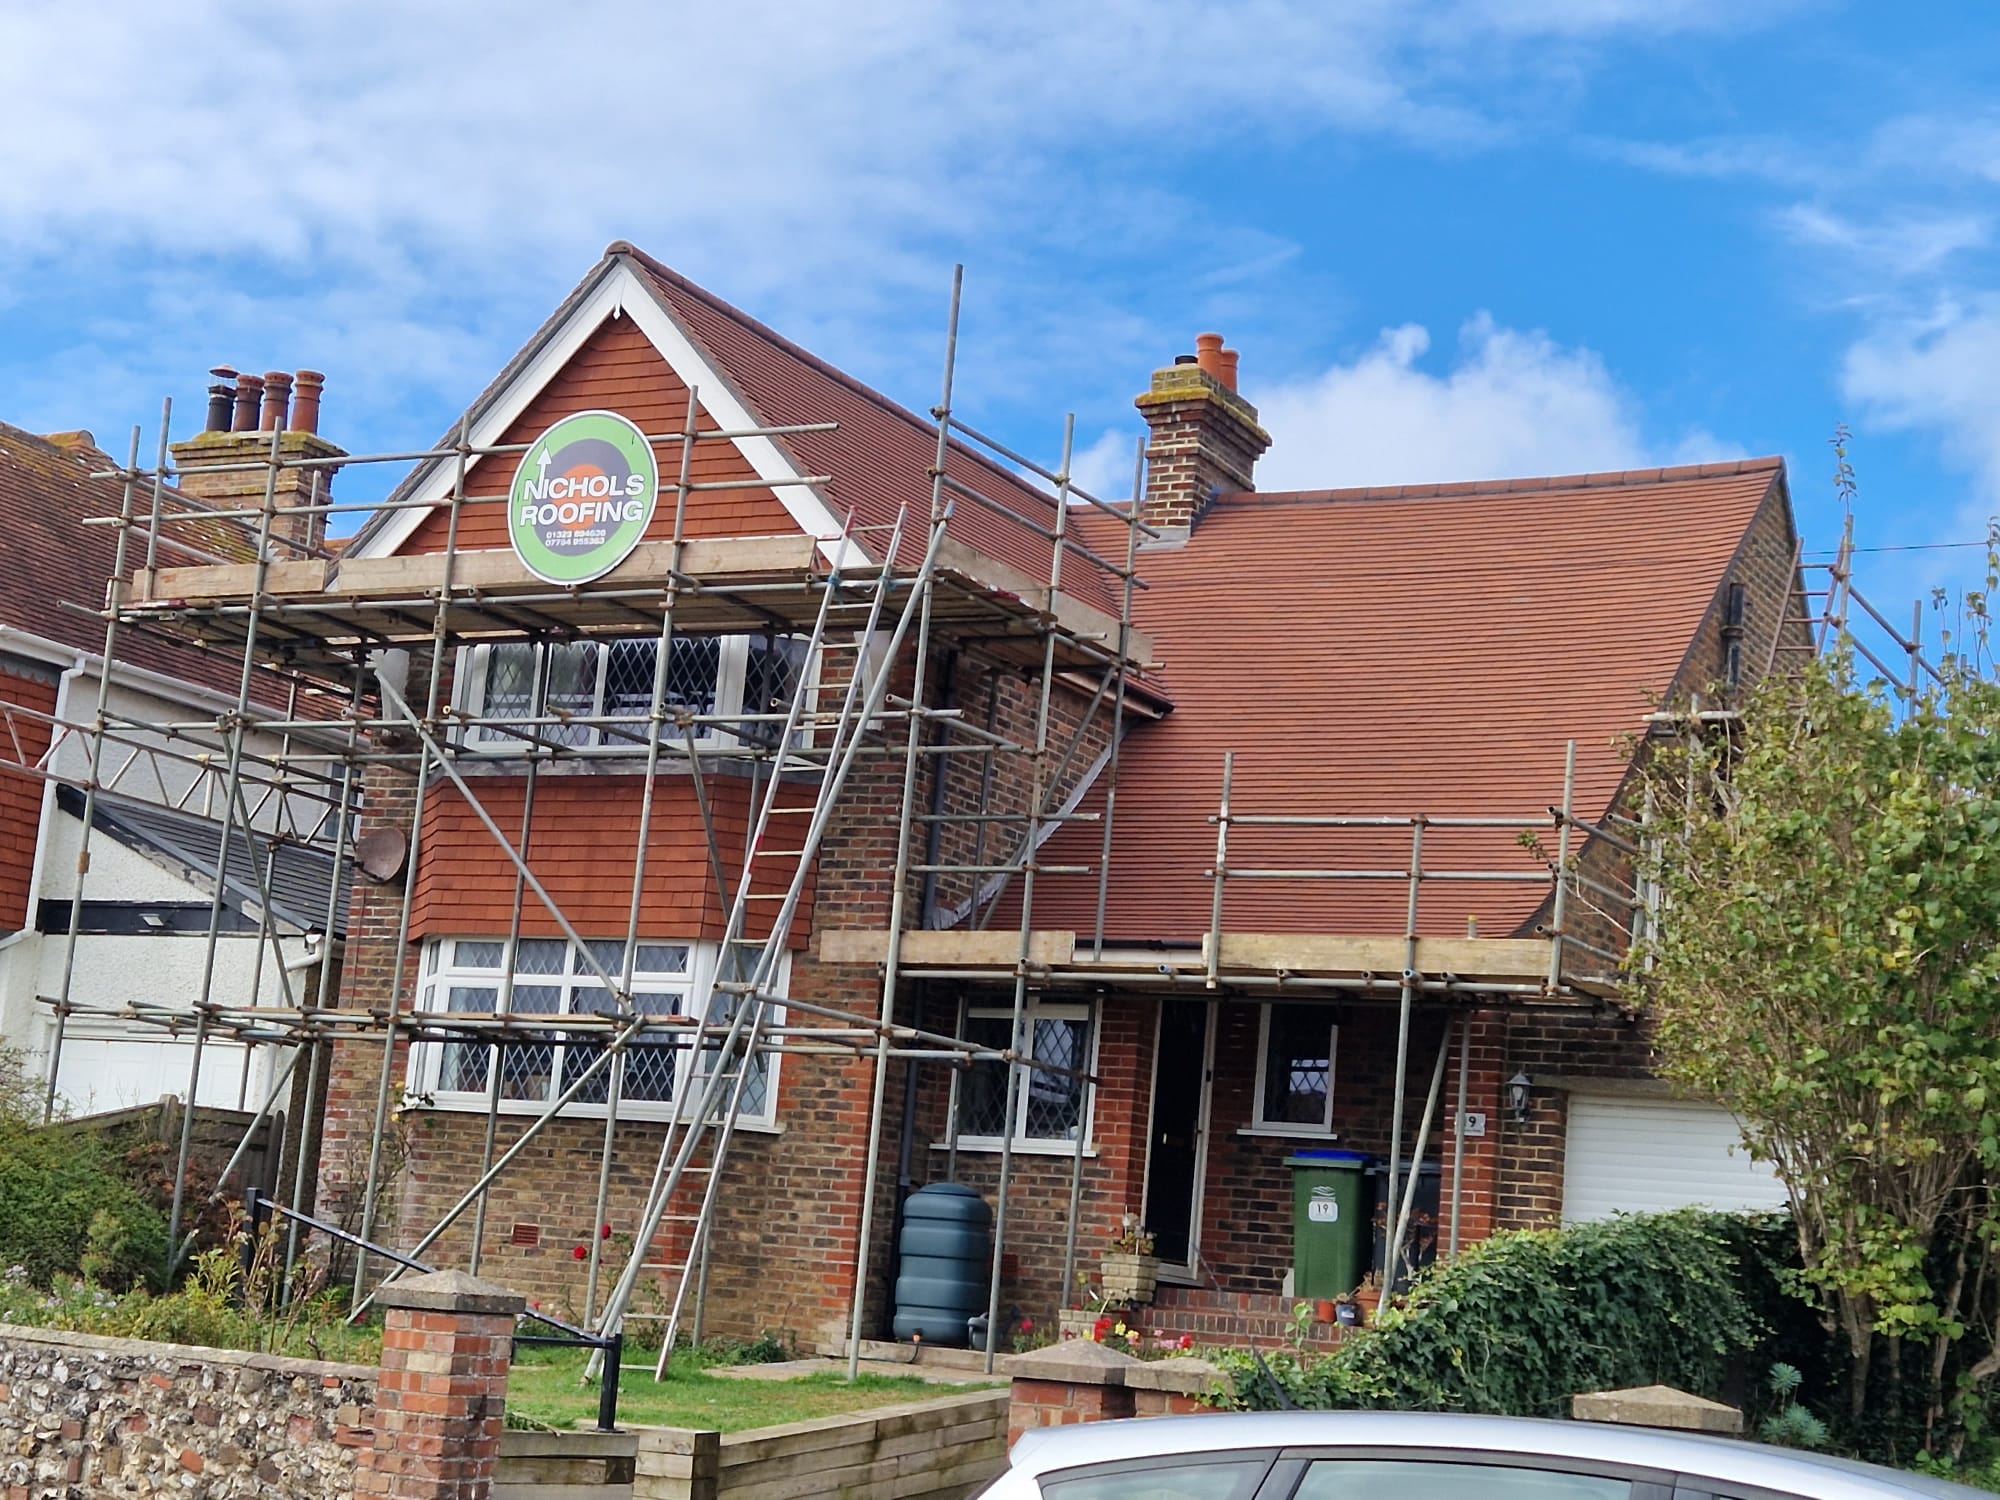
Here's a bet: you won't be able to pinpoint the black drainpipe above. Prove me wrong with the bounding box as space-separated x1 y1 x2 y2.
885 651 959 1334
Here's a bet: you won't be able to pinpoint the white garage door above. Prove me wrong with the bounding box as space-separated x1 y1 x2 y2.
1563 1093 1788 1224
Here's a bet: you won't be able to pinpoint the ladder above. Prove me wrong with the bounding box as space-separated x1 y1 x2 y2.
592 492 954 1376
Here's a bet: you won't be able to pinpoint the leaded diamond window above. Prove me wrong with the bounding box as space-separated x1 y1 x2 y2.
955 999 1092 1148
466 634 805 750
414 937 777 1125
1253 1004 1337 1133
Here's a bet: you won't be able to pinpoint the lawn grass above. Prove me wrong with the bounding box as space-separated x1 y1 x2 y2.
504 1346 996 1432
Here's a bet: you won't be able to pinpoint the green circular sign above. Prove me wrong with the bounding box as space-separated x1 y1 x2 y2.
507 410 659 584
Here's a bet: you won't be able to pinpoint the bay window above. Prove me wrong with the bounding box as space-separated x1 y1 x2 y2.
413 936 780 1125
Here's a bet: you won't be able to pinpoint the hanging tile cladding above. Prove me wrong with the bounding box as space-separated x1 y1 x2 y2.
630 252 1125 619
0 665 53 931
1013 461 1792 942
409 771 813 946
401 314 800 554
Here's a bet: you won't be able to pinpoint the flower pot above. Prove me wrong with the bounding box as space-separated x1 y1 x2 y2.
1100 1250 1158 1306
1334 1299 1362 1328
1315 1298 1338 1324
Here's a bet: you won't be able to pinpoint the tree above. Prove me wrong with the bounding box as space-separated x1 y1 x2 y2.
1636 647 2000 1454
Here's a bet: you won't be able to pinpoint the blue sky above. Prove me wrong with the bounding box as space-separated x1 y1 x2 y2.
5 1 2000 626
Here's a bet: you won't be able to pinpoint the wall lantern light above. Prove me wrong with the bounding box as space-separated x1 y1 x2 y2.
1507 1071 1533 1124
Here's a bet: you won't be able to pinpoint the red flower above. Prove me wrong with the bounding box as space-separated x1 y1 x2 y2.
572 1245 588 1261
601 1223 613 1240
1094 1316 1113 1338
1180 1333 1194 1351
1020 1318 1034 1333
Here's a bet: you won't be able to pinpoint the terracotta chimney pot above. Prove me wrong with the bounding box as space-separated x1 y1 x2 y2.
1195 333 1225 383
230 373 264 433
1218 349 1240 393
260 371 293 432
291 371 326 435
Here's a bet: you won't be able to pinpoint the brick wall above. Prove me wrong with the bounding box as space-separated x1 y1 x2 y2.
0 664 55 933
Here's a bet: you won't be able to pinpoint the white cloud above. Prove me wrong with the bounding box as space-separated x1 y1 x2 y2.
1778 205 1990 280
0 4 1795 397
1842 299 2000 497
1587 134 1820 186
1250 314 1738 491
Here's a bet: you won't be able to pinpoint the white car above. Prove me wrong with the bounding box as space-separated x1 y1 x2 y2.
978 1411 1990 1499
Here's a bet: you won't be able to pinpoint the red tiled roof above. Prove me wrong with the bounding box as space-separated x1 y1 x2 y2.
625 250 1125 617
1013 459 1789 943
0 422 244 687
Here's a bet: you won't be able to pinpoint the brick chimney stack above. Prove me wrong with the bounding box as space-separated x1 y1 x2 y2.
1135 334 1270 540
171 367 346 556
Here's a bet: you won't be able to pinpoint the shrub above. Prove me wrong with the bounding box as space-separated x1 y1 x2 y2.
0 1078 167 1290
1217 1209 1795 1417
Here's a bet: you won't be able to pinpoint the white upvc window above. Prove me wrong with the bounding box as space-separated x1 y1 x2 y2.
411 936 781 1126
1251 1003 1339 1135
953 998 1095 1152
456 634 810 751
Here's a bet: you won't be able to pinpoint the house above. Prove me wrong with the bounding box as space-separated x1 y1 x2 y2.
110 244 1803 1351
0 403 349 1121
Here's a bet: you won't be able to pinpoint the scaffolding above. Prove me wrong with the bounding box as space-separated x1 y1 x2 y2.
18 263 1672 1392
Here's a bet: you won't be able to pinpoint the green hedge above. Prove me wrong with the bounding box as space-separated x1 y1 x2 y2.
1222 1209 1798 1416
0 1054 168 1290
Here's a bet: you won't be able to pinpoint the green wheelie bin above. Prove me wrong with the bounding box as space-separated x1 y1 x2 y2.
1285 1150 1371 1300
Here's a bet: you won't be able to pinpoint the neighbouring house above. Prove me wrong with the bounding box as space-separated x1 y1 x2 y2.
0 399 349 1120
119 244 1800 1351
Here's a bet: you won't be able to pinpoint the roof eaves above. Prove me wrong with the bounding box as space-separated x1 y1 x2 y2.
619 243 1102 570
351 252 626 550
618 244 951 453
605 246 839 546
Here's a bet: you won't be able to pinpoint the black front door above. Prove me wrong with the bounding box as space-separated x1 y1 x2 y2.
1142 1000 1209 1267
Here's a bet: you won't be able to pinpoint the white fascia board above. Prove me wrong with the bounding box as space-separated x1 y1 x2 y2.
0 624 313 724
352 260 850 564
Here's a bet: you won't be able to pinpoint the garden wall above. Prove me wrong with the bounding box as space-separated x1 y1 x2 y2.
0 1321 376 1497
633 1388 1008 1500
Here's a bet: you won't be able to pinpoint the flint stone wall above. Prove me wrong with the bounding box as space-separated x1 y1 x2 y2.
0 1321 376 1499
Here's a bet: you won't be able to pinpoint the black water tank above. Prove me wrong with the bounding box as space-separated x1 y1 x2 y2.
891 1183 992 1346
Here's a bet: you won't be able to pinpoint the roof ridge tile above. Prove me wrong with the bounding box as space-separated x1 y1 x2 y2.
1213 455 1784 510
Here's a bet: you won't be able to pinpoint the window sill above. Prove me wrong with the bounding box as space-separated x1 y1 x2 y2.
1235 1126 1342 1142
415 1096 783 1134
930 1139 1097 1158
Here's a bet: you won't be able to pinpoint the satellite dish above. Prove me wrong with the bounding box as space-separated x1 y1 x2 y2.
355 827 409 884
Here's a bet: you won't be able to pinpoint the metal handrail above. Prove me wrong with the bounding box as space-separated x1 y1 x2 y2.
242 1188 623 1430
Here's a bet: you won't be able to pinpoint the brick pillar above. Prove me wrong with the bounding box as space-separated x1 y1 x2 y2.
1437 1010 1505 1251
358 1269 523 1500
1006 1341 1138 1446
